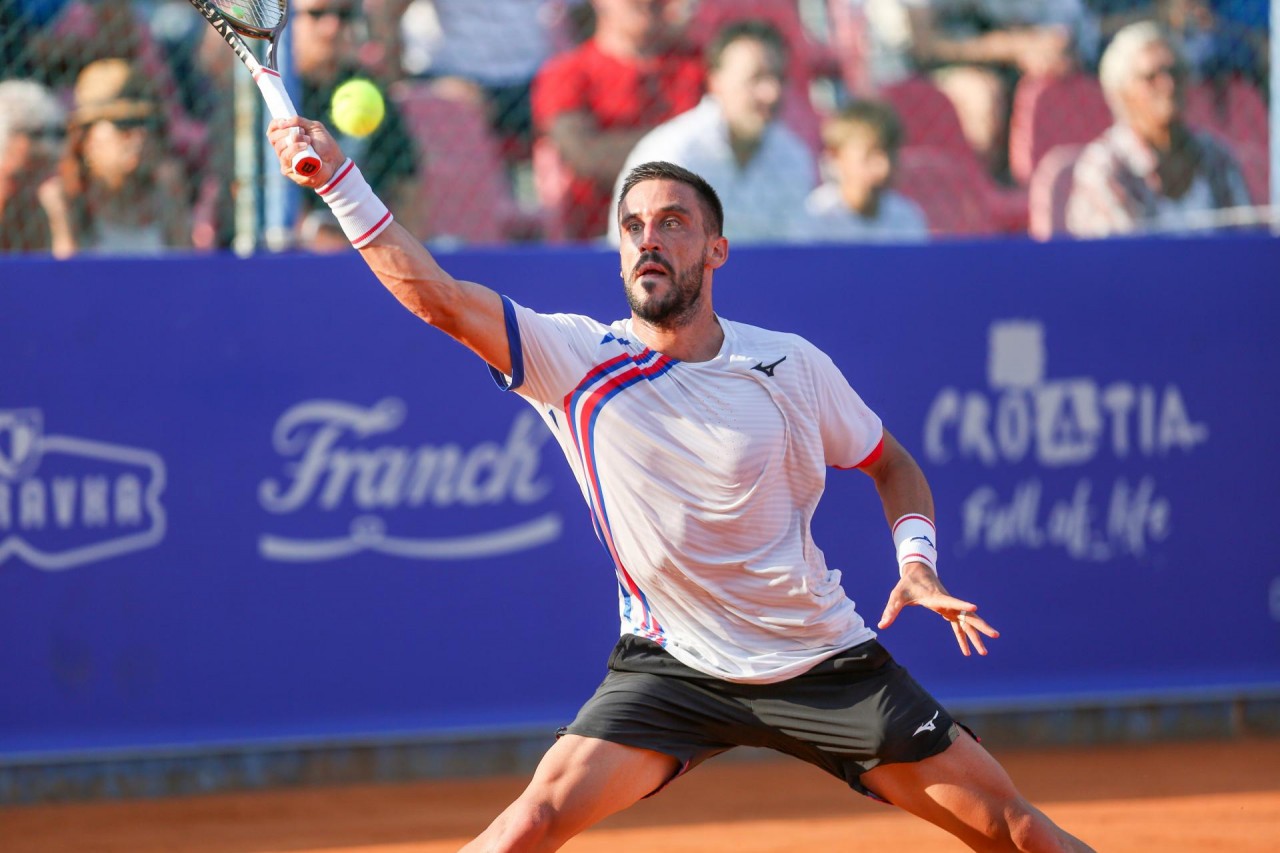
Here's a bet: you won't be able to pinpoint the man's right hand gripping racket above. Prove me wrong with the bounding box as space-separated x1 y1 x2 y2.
187 0 322 176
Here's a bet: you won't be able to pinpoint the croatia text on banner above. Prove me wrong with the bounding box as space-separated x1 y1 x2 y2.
1 236 1277 758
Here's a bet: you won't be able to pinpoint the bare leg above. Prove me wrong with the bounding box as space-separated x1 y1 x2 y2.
861 731 1095 852
460 734 680 853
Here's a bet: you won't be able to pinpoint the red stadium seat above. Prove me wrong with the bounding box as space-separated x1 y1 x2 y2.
881 76 976 165
894 146 997 237
1027 144 1083 240
390 81 533 245
1008 73 1111 186
1184 77 1269 152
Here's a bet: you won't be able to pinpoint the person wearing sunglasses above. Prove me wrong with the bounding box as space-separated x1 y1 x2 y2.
1066 21 1251 237
0 79 67 253
293 0 420 238
41 58 192 257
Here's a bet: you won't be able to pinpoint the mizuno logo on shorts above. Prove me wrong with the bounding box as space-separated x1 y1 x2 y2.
914 710 940 736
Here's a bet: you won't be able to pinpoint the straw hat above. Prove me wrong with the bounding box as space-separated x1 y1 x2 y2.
71 58 160 126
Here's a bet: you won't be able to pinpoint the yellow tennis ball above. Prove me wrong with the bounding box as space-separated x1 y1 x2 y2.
330 78 385 138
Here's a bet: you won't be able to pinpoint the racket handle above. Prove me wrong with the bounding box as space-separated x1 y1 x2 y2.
255 69 323 177
290 146 322 177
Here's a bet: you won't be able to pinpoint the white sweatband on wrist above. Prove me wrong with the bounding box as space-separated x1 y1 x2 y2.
316 158 394 248
892 513 937 577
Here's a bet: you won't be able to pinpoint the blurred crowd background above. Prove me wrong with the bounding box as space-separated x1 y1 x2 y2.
0 0 1271 255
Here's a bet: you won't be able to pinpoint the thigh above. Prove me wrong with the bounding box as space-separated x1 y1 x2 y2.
461 734 680 852
517 734 681 833
861 729 1056 848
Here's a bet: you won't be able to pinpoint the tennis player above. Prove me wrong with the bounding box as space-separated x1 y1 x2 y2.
267 116 1094 852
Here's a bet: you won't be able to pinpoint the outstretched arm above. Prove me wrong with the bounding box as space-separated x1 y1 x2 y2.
860 429 999 656
267 117 512 376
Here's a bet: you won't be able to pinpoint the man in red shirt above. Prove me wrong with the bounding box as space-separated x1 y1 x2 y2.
532 0 704 240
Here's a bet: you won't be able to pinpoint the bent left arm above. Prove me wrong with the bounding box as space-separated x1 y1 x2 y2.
860 429 1000 656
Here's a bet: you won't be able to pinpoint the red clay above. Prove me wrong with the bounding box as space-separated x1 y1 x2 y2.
3 737 1278 851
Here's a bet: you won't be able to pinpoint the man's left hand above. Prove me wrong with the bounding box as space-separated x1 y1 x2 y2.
878 563 1000 657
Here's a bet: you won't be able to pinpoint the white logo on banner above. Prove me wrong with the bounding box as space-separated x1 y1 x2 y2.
0 409 168 570
257 398 561 561
922 321 1208 561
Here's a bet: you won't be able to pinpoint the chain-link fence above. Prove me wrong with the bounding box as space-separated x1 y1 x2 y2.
0 0 1271 255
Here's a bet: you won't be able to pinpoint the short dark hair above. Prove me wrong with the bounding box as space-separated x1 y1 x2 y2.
822 99 905 159
705 18 788 74
617 161 725 237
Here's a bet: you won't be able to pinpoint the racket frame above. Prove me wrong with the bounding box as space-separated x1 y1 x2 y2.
186 0 322 176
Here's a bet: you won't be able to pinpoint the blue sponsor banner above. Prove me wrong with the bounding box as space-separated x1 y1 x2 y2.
1 236 1277 758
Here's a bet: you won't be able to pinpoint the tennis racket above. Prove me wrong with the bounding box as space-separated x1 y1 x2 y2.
186 0 322 176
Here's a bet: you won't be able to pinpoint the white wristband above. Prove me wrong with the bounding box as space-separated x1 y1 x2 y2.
316 158 394 248
892 513 937 577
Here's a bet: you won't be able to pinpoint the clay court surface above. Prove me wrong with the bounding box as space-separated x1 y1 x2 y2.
4 737 1278 851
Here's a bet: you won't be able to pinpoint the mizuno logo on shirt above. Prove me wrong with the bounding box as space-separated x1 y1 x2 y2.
751 356 787 377
913 710 940 736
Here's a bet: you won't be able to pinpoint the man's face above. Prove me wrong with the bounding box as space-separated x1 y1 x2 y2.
709 37 786 144
832 127 892 215
291 0 358 76
617 179 722 328
593 0 672 47
1121 42 1184 133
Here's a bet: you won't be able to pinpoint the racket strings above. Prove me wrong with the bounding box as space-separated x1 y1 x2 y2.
211 0 285 32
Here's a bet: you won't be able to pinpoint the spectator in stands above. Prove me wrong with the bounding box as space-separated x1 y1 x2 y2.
803 100 928 243
532 0 704 240
608 19 815 244
896 0 1099 183
41 58 191 256
294 0 419 233
0 79 64 253
45 0 207 174
368 0 566 153
1065 21 1250 236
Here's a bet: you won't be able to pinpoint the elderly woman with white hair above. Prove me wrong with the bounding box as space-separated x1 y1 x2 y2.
0 80 66 253
1065 21 1250 237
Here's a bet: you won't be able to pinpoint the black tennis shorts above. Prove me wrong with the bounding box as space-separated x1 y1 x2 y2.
560 634 961 800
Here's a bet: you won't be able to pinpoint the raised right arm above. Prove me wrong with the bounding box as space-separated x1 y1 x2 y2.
267 116 511 376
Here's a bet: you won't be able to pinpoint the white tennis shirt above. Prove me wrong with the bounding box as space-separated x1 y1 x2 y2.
492 297 884 683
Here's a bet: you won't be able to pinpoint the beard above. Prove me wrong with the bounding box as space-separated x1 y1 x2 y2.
624 249 707 328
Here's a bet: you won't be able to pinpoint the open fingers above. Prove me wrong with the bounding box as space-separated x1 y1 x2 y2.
950 609 999 657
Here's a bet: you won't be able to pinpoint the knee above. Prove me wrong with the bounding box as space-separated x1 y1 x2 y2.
997 798 1055 852
1005 803 1039 850
475 800 564 852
